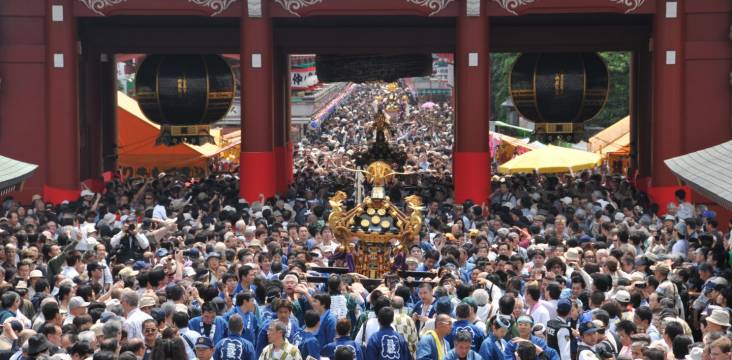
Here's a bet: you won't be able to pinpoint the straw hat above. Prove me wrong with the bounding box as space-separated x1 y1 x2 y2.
706 309 731 327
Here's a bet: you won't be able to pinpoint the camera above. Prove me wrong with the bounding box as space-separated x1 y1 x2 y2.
127 223 136 232
182 249 199 259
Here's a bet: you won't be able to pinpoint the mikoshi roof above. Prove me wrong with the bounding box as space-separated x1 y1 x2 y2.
665 140 732 210
0 155 38 195
498 144 602 174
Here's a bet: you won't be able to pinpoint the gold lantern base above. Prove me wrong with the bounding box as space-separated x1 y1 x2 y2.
156 125 215 146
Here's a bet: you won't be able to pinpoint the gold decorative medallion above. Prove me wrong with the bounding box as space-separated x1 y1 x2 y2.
371 216 381 224
367 208 376 215
381 220 391 228
377 208 386 216
360 219 370 228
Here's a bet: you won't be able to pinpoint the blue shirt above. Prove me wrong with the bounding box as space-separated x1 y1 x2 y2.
213 334 256 360
446 319 485 352
223 307 258 347
672 239 689 259
365 327 411 360
305 238 317 250
445 349 483 360
234 282 257 297
479 334 506 360
411 300 435 330
189 315 229 345
502 336 550 360
322 336 365 360
317 310 337 348
292 330 320 360
417 333 451 360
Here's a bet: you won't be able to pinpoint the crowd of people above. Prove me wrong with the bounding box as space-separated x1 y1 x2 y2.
292 83 455 203
0 83 729 360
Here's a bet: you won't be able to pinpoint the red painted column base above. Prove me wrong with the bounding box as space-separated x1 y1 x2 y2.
274 146 286 194
453 151 491 204
240 151 276 201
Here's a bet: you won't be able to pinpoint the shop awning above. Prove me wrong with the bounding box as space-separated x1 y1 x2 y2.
589 115 630 155
498 145 602 174
0 156 37 195
665 140 732 210
117 92 219 178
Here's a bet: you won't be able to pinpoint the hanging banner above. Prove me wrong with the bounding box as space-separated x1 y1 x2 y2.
291 65 319 91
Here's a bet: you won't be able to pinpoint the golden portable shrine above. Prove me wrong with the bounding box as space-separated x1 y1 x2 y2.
327 107 424 280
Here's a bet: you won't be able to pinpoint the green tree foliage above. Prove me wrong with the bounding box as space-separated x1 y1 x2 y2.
490 52 630 129
490 53 519 123
589 52 630 128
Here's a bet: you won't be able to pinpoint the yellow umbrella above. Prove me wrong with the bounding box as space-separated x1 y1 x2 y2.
498 145 602 174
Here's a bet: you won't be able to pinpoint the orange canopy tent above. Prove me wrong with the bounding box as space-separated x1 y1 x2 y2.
117 91 220 179
588 115 630 156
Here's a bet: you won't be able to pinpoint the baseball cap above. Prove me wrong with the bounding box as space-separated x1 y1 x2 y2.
460 297 478 312
133 261 150 271
635 257 652 267
69 296 89 310
151 308 166 323
205 252 221 262
99 311 117 323
613 290 631 303
118 267 139 278
579 321 600 335
557 298 572 313
139 296 157 309
560 288 573 299
651 263 670 274
195 336 214 349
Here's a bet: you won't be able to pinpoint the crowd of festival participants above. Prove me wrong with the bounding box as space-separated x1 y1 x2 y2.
0 83 729 360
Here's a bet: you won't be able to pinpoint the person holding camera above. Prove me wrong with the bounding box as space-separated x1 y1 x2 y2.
110 220 150 263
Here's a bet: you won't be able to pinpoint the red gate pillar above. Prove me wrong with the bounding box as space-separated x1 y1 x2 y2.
651 0 685 186
240 6 276 201
80 49 103 181
454 2 491 204
47 0 80 190
273 52 290 195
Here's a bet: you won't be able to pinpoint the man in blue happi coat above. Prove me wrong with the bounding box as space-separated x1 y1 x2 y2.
292 310 321 360
446 330 484 360
365 307 411 360
224 291 259 346
446 303 485 352
502 315 556 360
479 315 511 360
417 313 452 360
189 302 228 345
322 318 365 360
311 292 336 348
255 298 301 356
213 315 256 360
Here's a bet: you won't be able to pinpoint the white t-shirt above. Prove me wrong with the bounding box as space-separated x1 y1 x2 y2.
528 302 551 326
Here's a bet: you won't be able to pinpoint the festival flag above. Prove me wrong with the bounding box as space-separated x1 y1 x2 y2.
42 185 80 205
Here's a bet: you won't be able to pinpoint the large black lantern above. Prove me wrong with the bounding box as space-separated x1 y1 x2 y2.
136 54 235 145
510 53 609 143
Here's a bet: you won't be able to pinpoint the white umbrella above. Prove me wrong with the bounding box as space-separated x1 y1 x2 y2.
420 101 436 109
